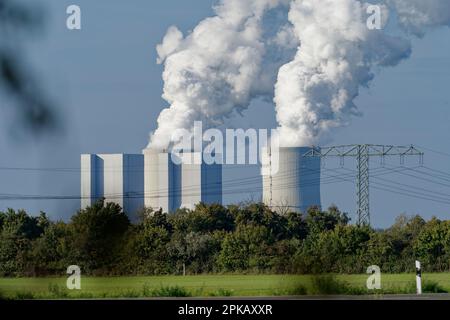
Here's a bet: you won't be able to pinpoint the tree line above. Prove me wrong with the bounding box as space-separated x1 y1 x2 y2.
0 199 449 276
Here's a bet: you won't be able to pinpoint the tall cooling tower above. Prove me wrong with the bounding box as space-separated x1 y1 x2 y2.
262 147 321 213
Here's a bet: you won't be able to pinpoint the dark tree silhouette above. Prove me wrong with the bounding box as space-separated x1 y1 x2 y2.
0 0 57 135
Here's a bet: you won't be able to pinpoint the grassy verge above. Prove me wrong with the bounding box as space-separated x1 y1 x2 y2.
0 274 449 299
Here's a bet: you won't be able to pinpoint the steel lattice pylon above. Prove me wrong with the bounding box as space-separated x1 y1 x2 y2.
356 145 370 226
303 144 424 226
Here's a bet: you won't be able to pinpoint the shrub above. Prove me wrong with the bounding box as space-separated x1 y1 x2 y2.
146 285 191 297
423 280 448 293
15 291 35 300
48 283 69 299
310 275 351 295
118 289 140 298
287 285 308 295
208 288 234 297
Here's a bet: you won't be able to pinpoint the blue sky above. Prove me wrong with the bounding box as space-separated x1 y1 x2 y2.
0 0 449 227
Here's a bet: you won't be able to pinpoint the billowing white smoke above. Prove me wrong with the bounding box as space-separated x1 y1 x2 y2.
274 0 450 146
148 0 295 150
274 0 412 146
387 0 450 36
149 0 450 149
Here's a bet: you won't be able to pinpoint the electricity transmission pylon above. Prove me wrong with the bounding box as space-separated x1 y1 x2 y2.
303 144 424 226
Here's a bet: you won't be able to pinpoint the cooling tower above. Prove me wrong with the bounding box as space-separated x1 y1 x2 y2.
262 147 321 213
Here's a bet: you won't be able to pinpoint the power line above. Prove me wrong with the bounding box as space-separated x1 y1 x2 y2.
340 167 450 204
3 155 450 219
378 163 450 188
0 164 440 202
416 145 450 158
303 144 424 226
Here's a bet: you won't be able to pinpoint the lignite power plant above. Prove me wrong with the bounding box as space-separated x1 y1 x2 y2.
80 146 322 220
81 144 424 225
79 0 446 225
81 149 223 219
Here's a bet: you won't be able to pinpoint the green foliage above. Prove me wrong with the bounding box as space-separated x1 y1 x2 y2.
68 198 130 273
31 222 70 275
309 275 349 295
145 285 191 297
0 209 48 276
123 216 172 274
414 218 450 270
218 224 272 271
0 202 450 276
422 280 448 293
284 211 308 240
169 203 234 234
208 288 234 297
309 275 366 295
287 284 308 295
47 283 69 298
14 291 35 300
306 205 350 235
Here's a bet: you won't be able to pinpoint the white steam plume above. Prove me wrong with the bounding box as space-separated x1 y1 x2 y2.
148 0 295 150
387 0 450 37
149 0 450 150
274 0 450 147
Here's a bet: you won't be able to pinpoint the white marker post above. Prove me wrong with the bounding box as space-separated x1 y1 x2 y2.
415 260 422 295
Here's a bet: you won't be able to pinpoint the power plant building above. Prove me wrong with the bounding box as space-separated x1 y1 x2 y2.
143 150 222 212
81 150 222 216
143 149 181 213
179 152 222 210
81 146 320 216
80 154 145 218
262 147 321 213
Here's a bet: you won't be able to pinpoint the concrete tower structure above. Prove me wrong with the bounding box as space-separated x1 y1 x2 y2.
179 152 222 209
143 149 181 213
143 149 222 212
81 154 144 218
262 147 321 213
81 150 222 216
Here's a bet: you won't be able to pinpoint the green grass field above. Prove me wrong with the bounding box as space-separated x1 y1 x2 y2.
1 274 449 299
